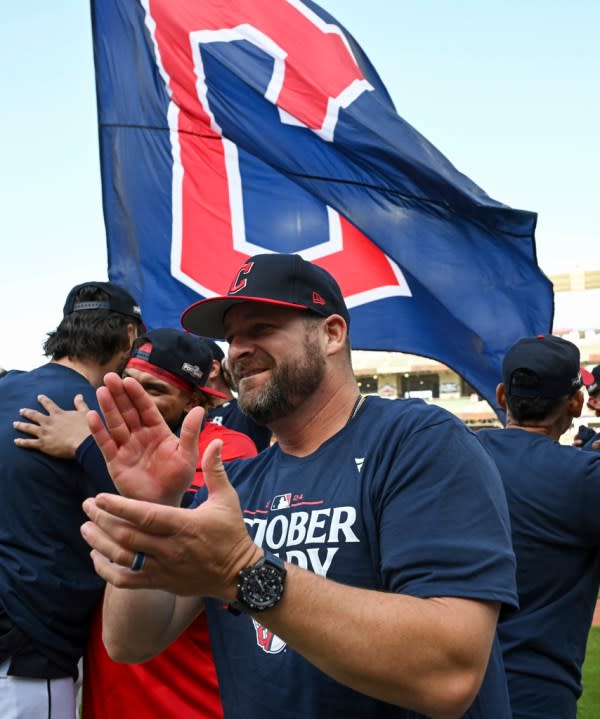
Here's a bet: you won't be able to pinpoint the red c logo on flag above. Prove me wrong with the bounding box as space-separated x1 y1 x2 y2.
145 0 410 305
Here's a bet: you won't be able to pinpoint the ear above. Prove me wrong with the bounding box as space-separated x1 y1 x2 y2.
568 389 584 419
322 315 347 357
183 390 206 413
126 323 138 351
208 359 221 381
496 383 507 411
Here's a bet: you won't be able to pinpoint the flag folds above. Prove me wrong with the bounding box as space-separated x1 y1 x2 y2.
91 0 554 415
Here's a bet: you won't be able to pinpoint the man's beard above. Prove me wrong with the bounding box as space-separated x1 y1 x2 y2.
237 334 326 426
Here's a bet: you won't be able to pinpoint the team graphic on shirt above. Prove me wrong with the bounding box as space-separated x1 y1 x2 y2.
243 495 359 575
251 619 286 655
243 493 360 654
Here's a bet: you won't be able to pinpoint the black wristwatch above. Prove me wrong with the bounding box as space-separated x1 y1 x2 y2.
229 551 286 615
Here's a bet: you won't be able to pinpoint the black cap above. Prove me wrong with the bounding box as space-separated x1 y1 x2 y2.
63 281 142 323
205 339 225 362
181 254 350 339
503 335 584 398
126 328 225 398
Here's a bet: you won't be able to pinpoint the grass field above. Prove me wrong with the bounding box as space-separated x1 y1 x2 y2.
579 627 600 718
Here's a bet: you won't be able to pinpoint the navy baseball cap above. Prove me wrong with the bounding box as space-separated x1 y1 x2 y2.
181 254 350 339
205 339 225 362
63 281 143 323
503 335 587 398
125 328 226 398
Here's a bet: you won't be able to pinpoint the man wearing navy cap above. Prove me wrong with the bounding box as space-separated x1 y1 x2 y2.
79 254 517 719
478 334 600 718
0 281 143 718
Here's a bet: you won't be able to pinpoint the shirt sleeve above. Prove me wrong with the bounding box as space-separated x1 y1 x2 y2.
375 416 518 608
579 454 600 538
75 435 116 496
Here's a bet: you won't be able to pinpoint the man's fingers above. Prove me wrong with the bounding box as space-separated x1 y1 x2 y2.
83 494 183 537
179 406 204 458
13 436 40 448
121 377 170 429
87 409 119 464
98 374 169 443
17 407 46 425
201 439 234 499
96 376 140 443
36 394 62 414
81 516 160 572
88 549 154 588
13 419 41 438
72 394 90 412
82 519 143 568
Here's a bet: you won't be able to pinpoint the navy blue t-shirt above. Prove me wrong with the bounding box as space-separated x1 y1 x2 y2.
0 363 115 676
478 428 600 719
193 396 517 718
207 398 272 451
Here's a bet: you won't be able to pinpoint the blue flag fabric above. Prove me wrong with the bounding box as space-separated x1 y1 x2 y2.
91 0 554 416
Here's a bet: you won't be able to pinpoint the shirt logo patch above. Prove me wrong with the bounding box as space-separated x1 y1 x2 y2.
252 619 286 654
271 493 292 510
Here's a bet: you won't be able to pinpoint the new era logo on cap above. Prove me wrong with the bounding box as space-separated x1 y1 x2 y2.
181 254 350 339
181 361 204 382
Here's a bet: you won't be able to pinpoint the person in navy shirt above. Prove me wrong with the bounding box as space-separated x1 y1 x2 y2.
478 334 600 719
0 281 142 719
80 254 517 718
13 327 259 719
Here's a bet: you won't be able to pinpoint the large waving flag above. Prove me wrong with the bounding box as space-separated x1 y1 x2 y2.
91 0 554 416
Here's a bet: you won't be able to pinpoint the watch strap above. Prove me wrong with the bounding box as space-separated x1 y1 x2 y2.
228 551 286 616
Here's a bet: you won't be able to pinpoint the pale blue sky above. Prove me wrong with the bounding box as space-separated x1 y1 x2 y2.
1 1 598 370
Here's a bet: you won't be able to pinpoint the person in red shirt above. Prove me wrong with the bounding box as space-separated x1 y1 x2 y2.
14 327 257 718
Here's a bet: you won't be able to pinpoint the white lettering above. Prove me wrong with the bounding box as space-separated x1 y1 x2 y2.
306 508 331 543
307 547 338 576
285 550 308 569
244 505 359 575
265 514 288 549
244 517 267 547
287 511 309 546
328 507 359 543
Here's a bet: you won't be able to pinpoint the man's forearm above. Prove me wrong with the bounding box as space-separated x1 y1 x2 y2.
102 584 203 663
246 564 499 719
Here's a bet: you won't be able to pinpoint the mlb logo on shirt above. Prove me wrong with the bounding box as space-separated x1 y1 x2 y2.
271 494 292 510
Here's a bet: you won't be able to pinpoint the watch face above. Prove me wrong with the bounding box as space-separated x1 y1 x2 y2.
241 562 285 610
